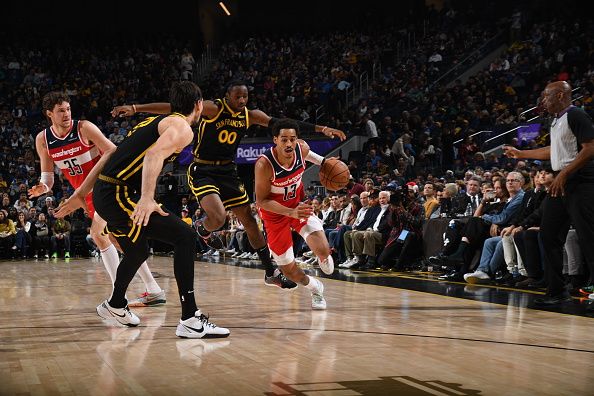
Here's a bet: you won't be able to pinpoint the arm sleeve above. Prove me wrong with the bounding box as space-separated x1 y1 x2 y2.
568 108 594 145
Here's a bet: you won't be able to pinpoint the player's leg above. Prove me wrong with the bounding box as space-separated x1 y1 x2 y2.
234 203 297 289
304 230 334 275
187 166 226 248
274 254 327 310
196 193 227 232
92 212 164 305
299 215 334 275
142 212 229 338
277 259 327 310
266 218 325 308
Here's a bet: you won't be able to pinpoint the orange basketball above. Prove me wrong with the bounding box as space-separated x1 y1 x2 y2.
319 158 350 191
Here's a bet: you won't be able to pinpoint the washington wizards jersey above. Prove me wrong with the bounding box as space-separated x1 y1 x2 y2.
258 143 306 221
44 120 100 189
193 98 249 162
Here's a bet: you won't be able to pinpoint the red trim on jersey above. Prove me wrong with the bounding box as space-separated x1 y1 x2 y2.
259 154 276 183
77 120 93 148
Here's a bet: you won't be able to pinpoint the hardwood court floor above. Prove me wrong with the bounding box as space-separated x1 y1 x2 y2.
1 256 593 395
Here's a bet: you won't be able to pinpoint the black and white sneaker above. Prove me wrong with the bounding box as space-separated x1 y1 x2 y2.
96 300 140 327
176 310 230 339
264 269 298 290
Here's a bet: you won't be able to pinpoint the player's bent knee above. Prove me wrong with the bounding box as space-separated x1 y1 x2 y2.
90 228 110 250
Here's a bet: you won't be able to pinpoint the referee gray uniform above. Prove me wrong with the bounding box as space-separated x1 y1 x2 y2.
541 105 594 296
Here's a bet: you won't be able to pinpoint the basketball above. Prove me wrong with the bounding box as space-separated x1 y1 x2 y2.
319 158 350 191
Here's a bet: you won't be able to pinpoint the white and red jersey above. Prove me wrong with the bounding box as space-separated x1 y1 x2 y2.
258 142 306 222
44 120 101 189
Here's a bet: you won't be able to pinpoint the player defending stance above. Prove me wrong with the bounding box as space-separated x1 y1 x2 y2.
255 119 335 309
112 81 345 290
29 92 165 307
60 81 229 337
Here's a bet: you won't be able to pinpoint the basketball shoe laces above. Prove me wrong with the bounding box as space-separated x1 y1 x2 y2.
197 312 219 330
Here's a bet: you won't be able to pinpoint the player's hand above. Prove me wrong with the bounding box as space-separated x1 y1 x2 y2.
55 193 86 218
28 184 48 199
131 196 168 226
111 105 134 118
502 145 521 159
323 127 346 141
290 202 314 220
549 171 566 197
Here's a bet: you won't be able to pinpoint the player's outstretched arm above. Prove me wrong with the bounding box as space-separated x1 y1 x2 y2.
111 103 172 118
249 110 346 141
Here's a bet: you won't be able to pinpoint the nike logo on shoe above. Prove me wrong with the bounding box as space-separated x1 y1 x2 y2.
106 304 126 318
182 324 205 333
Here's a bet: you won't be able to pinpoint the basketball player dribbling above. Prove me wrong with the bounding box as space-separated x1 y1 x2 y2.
254 118 336 309
30 91 165 307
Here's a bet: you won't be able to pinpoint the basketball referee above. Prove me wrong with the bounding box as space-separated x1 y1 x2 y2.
504 81 594 306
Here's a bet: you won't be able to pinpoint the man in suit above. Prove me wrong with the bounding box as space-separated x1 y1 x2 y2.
451 176 482 215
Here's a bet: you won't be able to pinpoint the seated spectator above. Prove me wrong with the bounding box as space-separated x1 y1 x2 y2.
431 182 459 218
329 195 362 263
447 173 525 282
14 212 31 258
378 190 424 271
0 210 17 259
451 176 482 215
422 182 439 219
50 217 71 259
347 191 390 269
180 209 192 226
31 212 51 259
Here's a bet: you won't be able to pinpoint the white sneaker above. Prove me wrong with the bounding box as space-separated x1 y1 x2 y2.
175 310 230 339
231 252 241 257
225 248 236 254
303 251 314 258
318 257 334 275
211 250 220 257
305 257 317 265
96 300 140 327
588 292 594 301
464 270 491 284
338 257 354 268
249 252 259 260
128 290 167 307
239 252 251 259
311 281 326 310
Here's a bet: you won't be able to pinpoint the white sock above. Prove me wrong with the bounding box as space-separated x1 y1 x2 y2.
137 262 162 294
305 275 321 292
100 244 119 284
